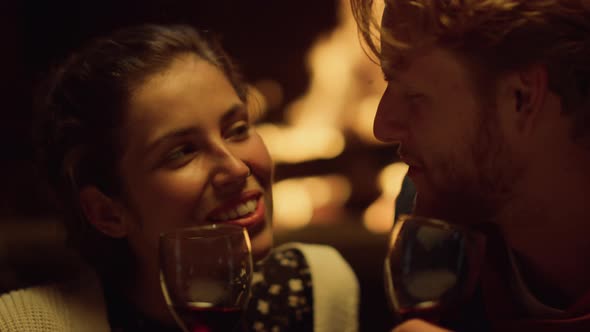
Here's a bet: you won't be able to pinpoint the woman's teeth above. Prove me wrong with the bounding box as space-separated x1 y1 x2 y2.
210 199 257 221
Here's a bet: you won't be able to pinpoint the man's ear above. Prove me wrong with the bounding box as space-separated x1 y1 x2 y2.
511 64 549 134
79 186 128 238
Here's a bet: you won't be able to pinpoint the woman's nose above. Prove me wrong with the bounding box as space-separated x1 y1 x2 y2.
373 85 407 143
210 145 251 193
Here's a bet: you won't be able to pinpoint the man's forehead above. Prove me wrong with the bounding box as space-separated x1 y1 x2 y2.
382 47 473 87
378 4 432 70
379 41 428 74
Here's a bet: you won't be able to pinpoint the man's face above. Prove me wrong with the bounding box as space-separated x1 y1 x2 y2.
375 44 522 225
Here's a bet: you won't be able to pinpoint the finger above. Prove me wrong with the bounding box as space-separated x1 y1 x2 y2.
392 319 451 332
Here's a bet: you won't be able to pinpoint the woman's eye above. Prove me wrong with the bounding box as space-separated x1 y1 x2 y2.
226 121 250 141
166 145 196 162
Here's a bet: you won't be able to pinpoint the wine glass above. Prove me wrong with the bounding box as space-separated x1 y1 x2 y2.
159 224 253 332
384 214 486 325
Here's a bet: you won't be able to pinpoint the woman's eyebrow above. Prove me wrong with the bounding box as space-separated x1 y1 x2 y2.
145 104 246 154
146 127 197 154
220 103 247 125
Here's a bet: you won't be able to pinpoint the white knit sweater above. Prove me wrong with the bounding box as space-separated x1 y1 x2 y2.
0 268 110 331
0 243 358 332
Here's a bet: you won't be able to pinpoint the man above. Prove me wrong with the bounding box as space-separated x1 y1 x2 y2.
351 0 590 331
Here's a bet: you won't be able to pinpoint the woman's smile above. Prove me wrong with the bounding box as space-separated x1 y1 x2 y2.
205 190 267 232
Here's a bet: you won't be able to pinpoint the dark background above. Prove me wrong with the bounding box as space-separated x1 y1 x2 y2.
1 1 395 331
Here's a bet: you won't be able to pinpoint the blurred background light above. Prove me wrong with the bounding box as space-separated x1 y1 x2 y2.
272 179 314 230
273 174 352 230
363 163 409 234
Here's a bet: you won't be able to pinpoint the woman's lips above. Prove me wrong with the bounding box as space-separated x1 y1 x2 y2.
206 192 266 231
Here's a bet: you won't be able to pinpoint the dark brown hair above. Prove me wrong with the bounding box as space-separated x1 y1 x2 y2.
35 24 247 277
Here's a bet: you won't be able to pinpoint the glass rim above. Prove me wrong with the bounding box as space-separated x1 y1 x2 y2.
396 214 486 238
159 223 247 240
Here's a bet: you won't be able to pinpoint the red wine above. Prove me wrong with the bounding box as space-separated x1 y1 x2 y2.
398 302 441 323
173 302 243 332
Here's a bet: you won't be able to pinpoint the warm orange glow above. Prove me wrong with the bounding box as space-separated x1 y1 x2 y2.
363 196 396 234
272 179 314 230
257 124 345 164
272 175 352 230
353 95 383 145
379 162 409 197
364 163 409 233
255 0 390 230
256 0 386 164
285 0 386 130
302 175 352 208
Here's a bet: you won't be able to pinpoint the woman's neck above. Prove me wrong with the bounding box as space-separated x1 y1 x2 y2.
125 262 177 326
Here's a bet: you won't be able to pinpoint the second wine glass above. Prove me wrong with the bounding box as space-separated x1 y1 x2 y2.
384 214 486 325
159 224 253 332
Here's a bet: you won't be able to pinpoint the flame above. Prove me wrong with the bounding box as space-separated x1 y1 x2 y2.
257 0 387 230
284 0 385 129
257 0 386 165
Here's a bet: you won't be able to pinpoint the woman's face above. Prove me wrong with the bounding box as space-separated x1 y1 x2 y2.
116 54 273 268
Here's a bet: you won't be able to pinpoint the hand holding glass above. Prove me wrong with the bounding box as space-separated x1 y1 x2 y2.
159 224 253 332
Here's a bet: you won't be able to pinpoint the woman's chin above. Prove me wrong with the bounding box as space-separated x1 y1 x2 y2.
250 227 273 263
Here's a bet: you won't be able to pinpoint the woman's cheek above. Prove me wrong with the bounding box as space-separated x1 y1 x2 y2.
247 135 274 186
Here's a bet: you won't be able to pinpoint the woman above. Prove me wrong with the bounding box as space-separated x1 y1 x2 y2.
0 25 358 331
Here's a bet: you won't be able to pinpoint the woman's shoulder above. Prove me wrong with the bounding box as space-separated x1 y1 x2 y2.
0 284 71 331
247 244 315 331
249 242 359 332
256 243 316 291
272 242 358 289
0 270 110 332
0 284 65 311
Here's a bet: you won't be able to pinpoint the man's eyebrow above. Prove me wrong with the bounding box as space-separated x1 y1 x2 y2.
379 67 430 100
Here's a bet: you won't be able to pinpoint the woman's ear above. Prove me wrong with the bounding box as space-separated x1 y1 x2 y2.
79 186 128 238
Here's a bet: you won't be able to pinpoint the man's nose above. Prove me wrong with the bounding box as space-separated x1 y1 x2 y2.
373 85 407 143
